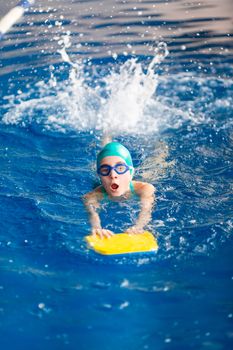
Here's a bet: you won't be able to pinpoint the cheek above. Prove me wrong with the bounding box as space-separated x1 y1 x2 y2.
121 173 131 186
100 177 109 187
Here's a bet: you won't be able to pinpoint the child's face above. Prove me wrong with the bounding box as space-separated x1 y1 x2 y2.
99 156 133 197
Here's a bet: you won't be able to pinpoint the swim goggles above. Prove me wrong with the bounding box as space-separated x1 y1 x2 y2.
97 163 133 176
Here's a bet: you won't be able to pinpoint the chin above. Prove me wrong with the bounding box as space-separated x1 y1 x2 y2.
109 191 121 197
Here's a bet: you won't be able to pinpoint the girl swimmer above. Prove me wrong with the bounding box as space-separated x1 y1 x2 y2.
84 142 155 238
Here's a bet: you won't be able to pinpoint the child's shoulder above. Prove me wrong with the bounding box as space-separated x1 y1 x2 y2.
83 185 104 201
132 181 155 196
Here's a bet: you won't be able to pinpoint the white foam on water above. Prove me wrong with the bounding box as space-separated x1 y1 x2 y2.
2 37 232 136
1 40 184 135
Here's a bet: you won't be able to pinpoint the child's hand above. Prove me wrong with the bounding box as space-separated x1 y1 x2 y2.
92 228 114 239
126 226 144 234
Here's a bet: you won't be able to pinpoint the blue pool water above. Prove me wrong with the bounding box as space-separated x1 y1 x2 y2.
0 0 233 349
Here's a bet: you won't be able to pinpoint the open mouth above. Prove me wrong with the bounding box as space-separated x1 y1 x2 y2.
111 183 119 190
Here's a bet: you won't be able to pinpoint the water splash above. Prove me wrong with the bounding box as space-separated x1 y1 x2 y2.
1 40 178 135
2 37 232 136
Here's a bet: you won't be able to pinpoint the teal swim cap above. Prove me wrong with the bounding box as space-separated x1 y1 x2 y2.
97 142 133 170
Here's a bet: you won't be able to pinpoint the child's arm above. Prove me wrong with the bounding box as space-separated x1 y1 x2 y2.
83 189 113 238
126 182 155 233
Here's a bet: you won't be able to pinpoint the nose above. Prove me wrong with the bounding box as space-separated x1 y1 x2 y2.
109 169 118 178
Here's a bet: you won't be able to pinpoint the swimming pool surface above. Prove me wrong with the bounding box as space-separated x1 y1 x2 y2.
0 0 233 349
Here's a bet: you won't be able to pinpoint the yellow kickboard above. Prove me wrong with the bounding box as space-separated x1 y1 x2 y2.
85 231 158 255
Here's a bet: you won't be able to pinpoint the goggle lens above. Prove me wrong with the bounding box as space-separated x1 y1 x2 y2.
99 165 111 176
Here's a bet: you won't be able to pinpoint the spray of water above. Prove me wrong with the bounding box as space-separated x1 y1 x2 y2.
3 36 230 137
2 39 181 135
